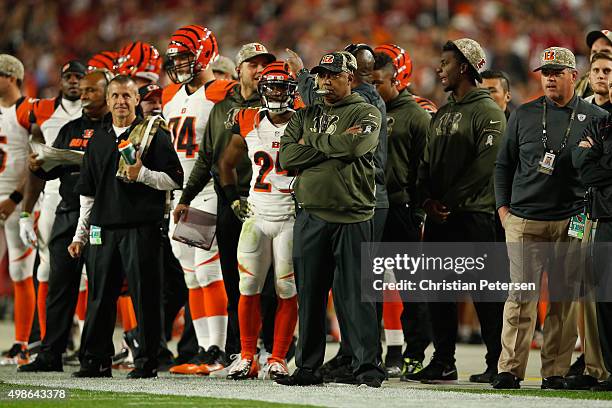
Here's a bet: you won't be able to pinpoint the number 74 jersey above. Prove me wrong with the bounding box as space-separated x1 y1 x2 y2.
233 108 295 221
162 80 236 185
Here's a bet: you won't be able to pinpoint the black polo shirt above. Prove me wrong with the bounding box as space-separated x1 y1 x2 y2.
495 95 608 220
74 115 183 228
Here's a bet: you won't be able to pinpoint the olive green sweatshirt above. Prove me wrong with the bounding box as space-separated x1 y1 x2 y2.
279 93 380 223
417 88 506 214
385 89 431 206
179 83 261 205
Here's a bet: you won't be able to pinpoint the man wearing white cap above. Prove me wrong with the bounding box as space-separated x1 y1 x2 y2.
0 54 37 366
494 47 608 389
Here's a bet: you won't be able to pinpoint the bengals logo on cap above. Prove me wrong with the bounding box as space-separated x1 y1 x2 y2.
253 43 265 52
476 58 485 70
543 50 556 61
321 55 334 64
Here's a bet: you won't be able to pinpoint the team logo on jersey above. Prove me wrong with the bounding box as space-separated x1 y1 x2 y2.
577 114 586 122
310 113 339 134
436 112 463 136
83 129 94 139
272 141 280 149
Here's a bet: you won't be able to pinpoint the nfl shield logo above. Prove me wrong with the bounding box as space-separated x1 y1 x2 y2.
83 129 94 139
321 55 334 64
577 114 586 122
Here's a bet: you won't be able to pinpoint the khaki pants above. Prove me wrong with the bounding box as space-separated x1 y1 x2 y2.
498 213 579 379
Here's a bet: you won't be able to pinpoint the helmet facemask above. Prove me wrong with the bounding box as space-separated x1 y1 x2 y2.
258 79 297 113
166 50 200 84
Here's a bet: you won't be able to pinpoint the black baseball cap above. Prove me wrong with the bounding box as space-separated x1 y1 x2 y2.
586 30 612 49
138 83 162 101
61 60 86 76
310 52 358 75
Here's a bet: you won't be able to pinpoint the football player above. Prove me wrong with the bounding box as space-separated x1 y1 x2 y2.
374 44 437 115
219 62 299 380
115 41 162 87
86 51 118 73
20 60 86 342
0 55 37 365
172 41 276 376
162 25 236 376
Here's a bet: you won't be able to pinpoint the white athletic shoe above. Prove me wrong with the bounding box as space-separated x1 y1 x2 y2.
259 359 289 380
209 354 240 378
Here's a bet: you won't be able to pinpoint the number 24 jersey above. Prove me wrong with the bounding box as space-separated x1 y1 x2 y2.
233 108 295 221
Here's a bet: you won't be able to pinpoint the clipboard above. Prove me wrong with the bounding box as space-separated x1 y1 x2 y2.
172 207 217 250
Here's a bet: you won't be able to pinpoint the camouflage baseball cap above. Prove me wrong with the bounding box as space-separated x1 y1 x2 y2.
451 38 486 82
0 54 24 81
235 43 275 67
586 29 612 49
533 47 576 72
211 55 236 76
310 51 357 75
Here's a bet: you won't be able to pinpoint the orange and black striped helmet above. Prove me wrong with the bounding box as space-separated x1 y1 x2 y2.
87 51 118 73
116 41 162 83
165 25 219 84
374 44 413 90
258 61 297 113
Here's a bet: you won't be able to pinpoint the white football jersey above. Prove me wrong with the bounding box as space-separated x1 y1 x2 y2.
31 97 82 195
235 108 295 221
162 80 235 187
0 97 33 195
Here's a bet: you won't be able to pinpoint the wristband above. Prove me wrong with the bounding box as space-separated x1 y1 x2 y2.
222 184 240 203
20 211 31 219
9 191 23 205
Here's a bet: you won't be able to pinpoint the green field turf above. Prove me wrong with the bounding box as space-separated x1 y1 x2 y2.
437 386 612 401
0 381 316 408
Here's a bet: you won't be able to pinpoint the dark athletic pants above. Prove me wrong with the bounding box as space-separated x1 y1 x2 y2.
294 210 384 378
594 221 612 378
382 204 432 362
39 211 83 358
424 212 504 369
80 223 162 371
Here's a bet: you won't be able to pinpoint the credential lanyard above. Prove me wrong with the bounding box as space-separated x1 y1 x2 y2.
541 100 577 154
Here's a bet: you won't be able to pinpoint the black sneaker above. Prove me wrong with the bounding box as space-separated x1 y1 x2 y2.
567 354 585 377
17 354 63 372
492 372 520 389
591 376 612 391
384 350 403 379
418 360 458 384
330 364 354 384
469 367 497 383
541 376 566 390
402 359 457 384
72 365 112 378
320 353 351 381
400 357 424 382
127 368 157 379
112 348 129 367
197 345 228 375
356 374 383 388
276 368 323 386
565 374 598 390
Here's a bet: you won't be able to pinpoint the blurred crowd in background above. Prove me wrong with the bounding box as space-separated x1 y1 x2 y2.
1 0 611 115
